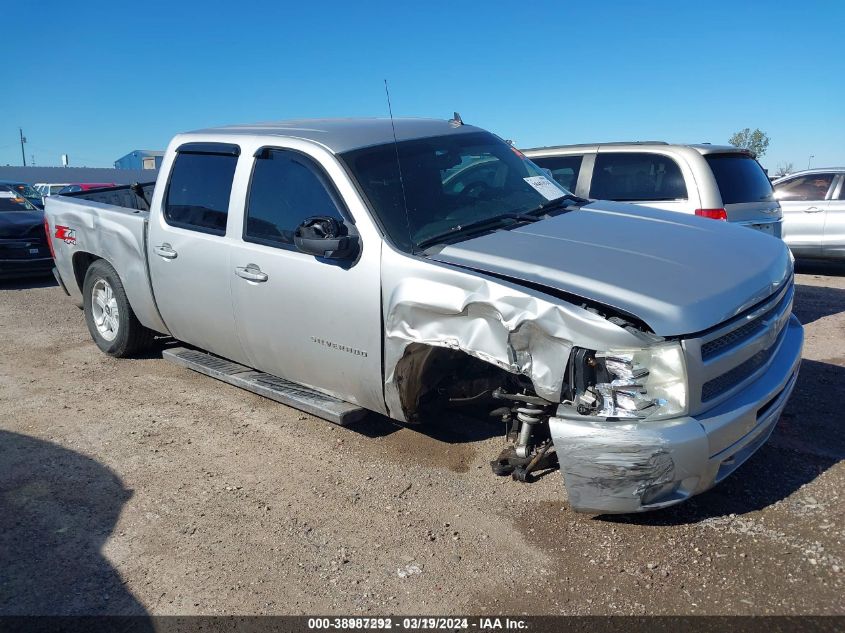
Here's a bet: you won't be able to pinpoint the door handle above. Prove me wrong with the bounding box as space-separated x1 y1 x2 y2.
153 243 178 259
235 264 269 282
804 206 823 213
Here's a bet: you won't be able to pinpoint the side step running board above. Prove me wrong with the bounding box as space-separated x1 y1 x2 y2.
162 346 368 426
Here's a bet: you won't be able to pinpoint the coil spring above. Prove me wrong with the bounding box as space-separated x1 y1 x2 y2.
515 403 545 425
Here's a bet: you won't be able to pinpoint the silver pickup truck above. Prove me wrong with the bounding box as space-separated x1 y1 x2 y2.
46 117 803 513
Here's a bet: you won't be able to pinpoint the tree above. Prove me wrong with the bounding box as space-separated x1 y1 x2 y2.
774 162 794 178
728 128 770 158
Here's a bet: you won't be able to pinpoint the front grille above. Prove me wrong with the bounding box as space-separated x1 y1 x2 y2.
701 328 785 402
701 289 791 361
686 278 795 412
0 239 50 261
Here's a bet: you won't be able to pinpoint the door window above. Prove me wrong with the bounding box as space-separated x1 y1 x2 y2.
530 155 583 192
774 173 835 201
244 149 345 248
590 152 687 201
164 148 239 235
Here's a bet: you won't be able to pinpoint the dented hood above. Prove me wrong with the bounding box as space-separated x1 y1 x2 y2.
431 201 792 336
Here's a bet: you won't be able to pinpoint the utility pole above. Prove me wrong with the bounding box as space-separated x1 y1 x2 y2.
807 155 814 170
19 128 27 166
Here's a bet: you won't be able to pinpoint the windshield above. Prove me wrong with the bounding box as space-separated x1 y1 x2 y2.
341 131 570 251
7 183 41 200
0 192 37 211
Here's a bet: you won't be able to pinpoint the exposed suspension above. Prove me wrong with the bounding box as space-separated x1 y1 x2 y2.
489 388 558 482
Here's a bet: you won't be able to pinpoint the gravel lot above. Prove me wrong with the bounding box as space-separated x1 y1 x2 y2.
1 261 843 616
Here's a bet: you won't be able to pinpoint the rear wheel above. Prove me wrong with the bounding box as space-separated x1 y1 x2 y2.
83 259 155 357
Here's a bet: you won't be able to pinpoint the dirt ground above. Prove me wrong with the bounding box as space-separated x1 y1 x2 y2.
1 260 843 616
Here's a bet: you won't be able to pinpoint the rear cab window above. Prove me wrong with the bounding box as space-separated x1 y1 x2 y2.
590 152 687 201
705 153 774 204
529 155 583 192
164 143 240 235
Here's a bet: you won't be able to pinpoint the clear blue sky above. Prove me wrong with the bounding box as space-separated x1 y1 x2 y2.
5 0 843 172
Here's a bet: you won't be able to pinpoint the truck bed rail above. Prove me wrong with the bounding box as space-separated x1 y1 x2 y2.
62 182 156 212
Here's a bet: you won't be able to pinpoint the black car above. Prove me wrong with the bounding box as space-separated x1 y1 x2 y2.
0 180 45 209
0 193 53 278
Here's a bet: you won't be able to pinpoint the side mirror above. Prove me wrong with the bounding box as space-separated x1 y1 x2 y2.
294 216 359 259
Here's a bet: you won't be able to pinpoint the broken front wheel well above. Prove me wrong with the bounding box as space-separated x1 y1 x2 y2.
393 343 524 423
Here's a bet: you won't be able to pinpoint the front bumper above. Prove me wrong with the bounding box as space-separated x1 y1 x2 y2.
550 315 803 514
0 256 55 278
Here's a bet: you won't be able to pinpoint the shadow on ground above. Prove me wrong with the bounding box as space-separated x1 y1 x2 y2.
0 274 57 291
134 337 181 360
793 283 845 325
0 430 150 620
795 259 845 277
603 358 844 526
346 409 504 444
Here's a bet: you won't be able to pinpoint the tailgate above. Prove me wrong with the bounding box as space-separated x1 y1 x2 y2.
705 153 781 231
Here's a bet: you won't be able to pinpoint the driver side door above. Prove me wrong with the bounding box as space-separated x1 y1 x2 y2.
228 146 385 413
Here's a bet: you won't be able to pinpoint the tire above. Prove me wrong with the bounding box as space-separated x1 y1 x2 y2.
83 259 155 357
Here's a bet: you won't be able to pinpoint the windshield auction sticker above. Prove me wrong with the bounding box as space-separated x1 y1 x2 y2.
523 176 564 201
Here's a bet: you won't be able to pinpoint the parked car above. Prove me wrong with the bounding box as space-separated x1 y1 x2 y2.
46 118 802 513
523 142 782 238
773 168 845 260
0 191 53 278
0 180 44 209
34 183 71 199
57 183 117 194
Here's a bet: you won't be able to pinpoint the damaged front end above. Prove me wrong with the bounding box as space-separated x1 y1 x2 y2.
548 414 709 513
380 246 805 514
547 342 704 513
381 247 693 508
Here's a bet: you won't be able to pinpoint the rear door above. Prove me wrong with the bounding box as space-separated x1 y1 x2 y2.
147 142 249 364
774 172 836 257
588 151 696 213
704 153 781 236
823 174 845 259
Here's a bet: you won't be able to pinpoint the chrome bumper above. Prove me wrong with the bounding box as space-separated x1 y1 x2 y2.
550 315 803 514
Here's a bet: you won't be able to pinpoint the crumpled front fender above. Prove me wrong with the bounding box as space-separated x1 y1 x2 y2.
380 248 646 421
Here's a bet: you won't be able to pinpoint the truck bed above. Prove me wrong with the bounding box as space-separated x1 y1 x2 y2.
46 182 168 334
62 182 156 210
